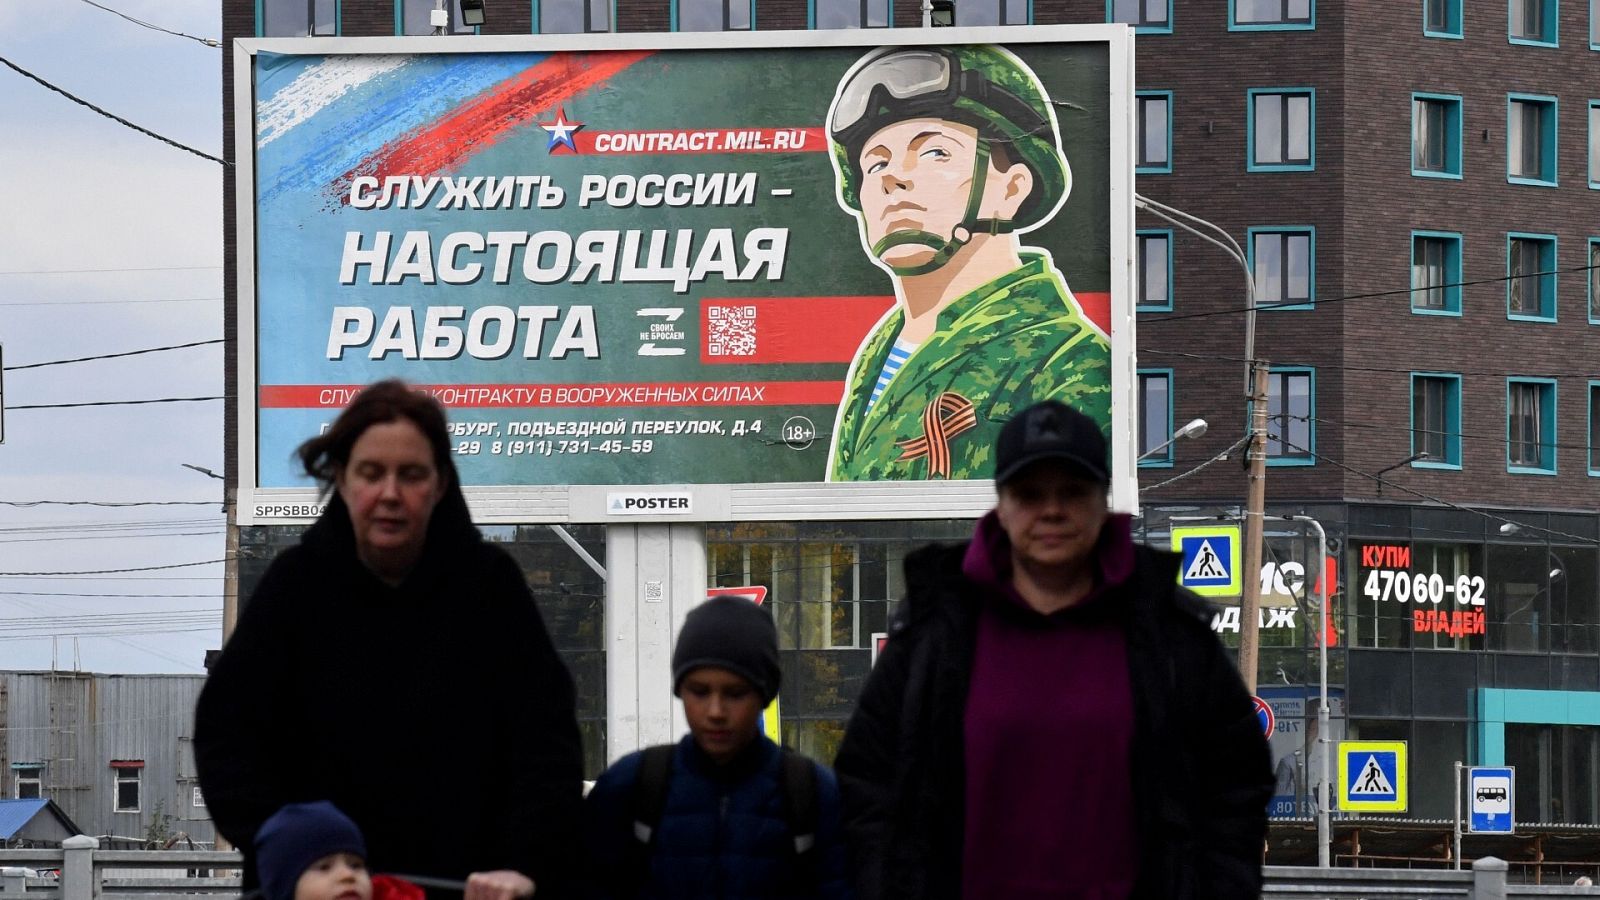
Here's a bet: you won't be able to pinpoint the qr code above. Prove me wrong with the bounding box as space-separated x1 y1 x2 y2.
706 305 758 357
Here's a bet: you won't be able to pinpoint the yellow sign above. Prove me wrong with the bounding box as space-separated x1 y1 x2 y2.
1338 741 1408 812
762 697 781 740
1170 524 1243 597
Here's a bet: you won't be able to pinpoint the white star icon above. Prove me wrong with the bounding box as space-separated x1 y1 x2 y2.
541 108 582 153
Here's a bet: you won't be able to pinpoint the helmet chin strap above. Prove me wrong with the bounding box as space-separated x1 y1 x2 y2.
869 140 1016 277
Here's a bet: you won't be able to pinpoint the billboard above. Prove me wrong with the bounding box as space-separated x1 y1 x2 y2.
235 28 1136 523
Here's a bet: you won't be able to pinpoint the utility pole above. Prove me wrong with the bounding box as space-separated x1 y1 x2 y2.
1237 359 1269 693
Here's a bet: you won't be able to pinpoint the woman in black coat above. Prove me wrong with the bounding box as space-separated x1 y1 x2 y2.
195 380 583 900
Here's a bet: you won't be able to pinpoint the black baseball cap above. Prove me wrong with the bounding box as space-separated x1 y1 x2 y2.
993 400 1110 487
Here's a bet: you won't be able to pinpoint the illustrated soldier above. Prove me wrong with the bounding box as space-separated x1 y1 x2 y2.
824 44 1111 482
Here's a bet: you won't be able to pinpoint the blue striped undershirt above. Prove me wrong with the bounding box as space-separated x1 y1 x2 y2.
867 338 919 411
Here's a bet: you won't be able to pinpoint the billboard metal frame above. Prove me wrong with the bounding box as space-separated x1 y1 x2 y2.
232 25 1138 525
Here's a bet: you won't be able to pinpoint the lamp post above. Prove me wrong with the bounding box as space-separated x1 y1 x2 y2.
181 463 237 646
1137 417 1209 462
1135 193 1269 692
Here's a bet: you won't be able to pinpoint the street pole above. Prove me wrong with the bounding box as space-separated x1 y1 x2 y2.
1237 360 1269 693
1454 760 1463 869
1291 515 1331 867
921 0 932 27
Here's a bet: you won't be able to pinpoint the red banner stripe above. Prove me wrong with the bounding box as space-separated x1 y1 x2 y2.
259 382 844 409
573 127 827 156
701 296 895 365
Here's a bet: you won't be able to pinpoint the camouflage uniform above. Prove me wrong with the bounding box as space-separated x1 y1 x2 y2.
827 252 1109 481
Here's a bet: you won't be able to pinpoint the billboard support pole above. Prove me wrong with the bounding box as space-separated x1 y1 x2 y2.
604 524 706 763
921 0 932 27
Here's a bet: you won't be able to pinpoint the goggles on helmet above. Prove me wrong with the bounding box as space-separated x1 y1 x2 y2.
829 47 1049 152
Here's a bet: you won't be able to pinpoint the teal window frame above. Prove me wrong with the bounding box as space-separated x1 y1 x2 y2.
1136 91 1173 174
1229 0 1313 30
1592 0 1600 48
1247 88 1315 172
1412 93 1463 179
1410 372 1463 469
1424 0 1464 37
1249 226 1316 310
1507 93 1559 186
1506 232 1558 322
1589 238 1600 323
1265 366 1315 466
1109 0 1171 33
396 0 480 34
672 0 756 30
1476 690 1600 766
1411 230 1463 316
1506 377 1558 474
1137 229 1174 312
809 0 893 27
1509 0 1559 46
256 0 339 35
1589 101 1600 187
533 0 616 32
1589 380 1600 474
1137 369 1176 468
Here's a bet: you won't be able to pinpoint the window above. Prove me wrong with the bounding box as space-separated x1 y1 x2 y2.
1508 233 1557 320
112 762 142 813
1413 94 1463 178
1590 102 1600 186
1231 0 1312 28
1411 231 1462 315
1590 239 1600 322
814 0 890 26
1593 0 1600 46
1137 230 1173 311
1590 382 1600 474
675 0 752 29
1508 95 1559 185
260 0 336 36
1251 227 1314 309
539 0 611 32
400 0 474 33
1412 374 1463 468
1138 371 1173 466
950 0 1028 25
1137 92 1172 173
1249 90 1314 171
1507 378 1557 473
1424 0 1463 37
13 765 42 800
1510 0 1558 45
1110 0 1170 31
1266 368 1314 464
1506 724 1600 824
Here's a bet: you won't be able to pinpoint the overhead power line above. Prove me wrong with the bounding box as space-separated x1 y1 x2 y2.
0 53 228 166
4 339 224 372
0 296 222 308
0 265 220 276
0 500 218 508
1140 349 1579 382
0 558 230 577
73 0 222 47
8 396 224 410
1139 261 1599 325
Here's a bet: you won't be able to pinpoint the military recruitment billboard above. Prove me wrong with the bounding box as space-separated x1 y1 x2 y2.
236 28 1136 522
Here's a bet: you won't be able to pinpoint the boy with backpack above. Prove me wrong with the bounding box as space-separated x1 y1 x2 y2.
582 595 852 899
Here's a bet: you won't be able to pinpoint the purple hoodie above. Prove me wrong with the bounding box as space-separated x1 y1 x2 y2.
958 511 1140 900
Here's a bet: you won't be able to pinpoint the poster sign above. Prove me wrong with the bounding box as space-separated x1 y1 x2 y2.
235 28 1136 523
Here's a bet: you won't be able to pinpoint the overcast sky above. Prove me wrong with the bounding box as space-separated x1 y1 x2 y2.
0 0 225 673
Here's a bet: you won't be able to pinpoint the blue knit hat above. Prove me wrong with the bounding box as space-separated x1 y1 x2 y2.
254 801 367 900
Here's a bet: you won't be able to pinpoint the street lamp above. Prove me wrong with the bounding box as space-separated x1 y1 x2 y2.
180 463 224 481
1137 417 1208 462
459 0 486 26
1374 452 1428 495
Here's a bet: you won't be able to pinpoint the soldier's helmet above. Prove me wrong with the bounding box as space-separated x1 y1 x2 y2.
828 45 1070 232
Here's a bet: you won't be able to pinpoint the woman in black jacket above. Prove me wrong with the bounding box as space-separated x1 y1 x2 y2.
195 380 583 900
833 400 1273 900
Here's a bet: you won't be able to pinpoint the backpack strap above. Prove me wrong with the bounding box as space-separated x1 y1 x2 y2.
625 744 678 894
778 748 821 887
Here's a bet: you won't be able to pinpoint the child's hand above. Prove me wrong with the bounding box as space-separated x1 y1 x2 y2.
463 870 535 900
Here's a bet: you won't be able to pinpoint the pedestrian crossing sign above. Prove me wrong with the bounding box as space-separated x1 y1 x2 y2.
1170 524 1242 597
1338 741 1408 812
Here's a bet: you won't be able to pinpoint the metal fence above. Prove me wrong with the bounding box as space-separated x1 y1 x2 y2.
4 840 1599 899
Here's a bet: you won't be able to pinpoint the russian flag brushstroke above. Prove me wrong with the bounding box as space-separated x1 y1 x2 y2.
329 50 654 204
